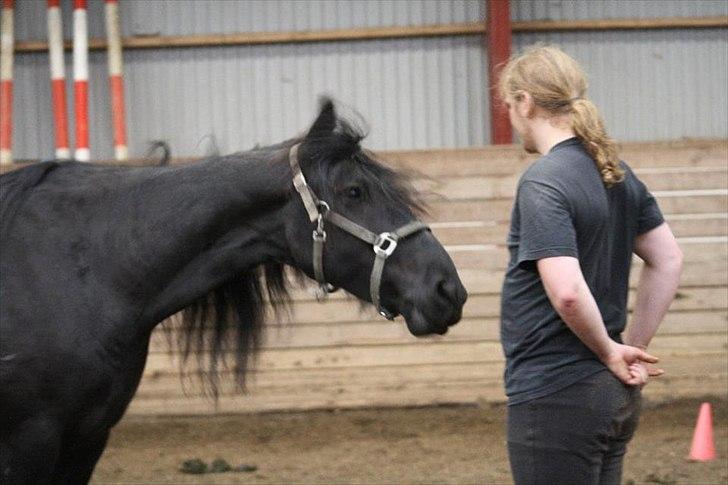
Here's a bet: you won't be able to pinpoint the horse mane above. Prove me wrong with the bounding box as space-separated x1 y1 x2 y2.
171 260 302 400
169 139 305 400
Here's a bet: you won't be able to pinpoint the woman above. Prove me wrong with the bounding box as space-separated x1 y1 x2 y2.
498 45 683 485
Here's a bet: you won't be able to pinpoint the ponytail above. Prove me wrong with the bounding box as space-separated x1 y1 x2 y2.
571 98 624 186
499 44 624 187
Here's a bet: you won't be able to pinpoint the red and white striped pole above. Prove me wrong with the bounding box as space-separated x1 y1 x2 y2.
0 0 14 165
105 0 127 160
47 0 70 159
73 0 89 161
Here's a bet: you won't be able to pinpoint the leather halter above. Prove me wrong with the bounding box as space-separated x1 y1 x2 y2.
288 144 429 320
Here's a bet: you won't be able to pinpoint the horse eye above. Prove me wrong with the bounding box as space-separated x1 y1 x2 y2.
346 186 362 199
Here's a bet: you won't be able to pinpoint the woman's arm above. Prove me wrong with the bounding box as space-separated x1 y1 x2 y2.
624 222 683 349
537 256 659 385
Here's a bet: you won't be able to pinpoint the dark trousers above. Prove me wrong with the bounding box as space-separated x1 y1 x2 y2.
507 370 641 485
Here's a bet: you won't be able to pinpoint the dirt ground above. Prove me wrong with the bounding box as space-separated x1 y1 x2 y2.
92 397 727 485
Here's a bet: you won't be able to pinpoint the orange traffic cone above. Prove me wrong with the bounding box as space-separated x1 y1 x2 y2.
688 402 716 462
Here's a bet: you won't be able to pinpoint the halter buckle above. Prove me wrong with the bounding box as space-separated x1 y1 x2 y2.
312 229 327 242
374 233 397 257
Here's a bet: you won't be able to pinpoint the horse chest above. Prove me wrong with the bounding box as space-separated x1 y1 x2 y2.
74 351 148 432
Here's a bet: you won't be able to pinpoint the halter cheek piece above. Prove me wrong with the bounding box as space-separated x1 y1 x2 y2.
289 144 429 320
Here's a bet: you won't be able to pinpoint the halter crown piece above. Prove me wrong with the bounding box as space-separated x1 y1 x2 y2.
288 144 429 320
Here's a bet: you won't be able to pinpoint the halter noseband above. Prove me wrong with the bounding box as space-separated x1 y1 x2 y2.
289 144 429 320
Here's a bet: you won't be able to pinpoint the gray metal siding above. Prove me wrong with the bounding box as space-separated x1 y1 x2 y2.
3 1 727 160
118 36 487 158
11 0 485 40
512 0 728 22
514 28 728 142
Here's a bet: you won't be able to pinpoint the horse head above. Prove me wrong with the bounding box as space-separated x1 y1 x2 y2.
283 99 467 336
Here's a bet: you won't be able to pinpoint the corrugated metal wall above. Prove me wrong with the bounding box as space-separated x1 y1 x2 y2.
3 0 727 160
512 0 728 144
512 0 728 20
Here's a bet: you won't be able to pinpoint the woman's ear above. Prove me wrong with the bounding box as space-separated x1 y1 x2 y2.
516 91 535 118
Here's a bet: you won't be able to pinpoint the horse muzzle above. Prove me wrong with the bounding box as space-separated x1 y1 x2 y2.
400 278 467 337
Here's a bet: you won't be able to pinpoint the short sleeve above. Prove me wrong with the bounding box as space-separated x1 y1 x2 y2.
516 180 578 270
637 181 665 235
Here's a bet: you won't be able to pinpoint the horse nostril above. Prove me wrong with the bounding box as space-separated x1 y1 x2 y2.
437 278 465 306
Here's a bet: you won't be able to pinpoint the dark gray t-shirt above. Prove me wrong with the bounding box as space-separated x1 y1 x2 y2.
500 137 664 405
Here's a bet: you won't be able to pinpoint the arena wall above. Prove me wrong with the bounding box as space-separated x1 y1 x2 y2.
116 138 724 415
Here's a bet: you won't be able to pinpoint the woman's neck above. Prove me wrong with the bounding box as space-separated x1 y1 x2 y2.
529 114 576 155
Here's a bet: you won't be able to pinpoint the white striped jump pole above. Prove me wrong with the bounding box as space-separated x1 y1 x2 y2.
47 0 70 159
105 0 127 160
0 0 14 165
73 0 89 161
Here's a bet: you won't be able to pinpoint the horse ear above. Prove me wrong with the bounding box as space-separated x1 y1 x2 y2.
307 99 337 138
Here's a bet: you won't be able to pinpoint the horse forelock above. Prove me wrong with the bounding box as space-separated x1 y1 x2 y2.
301 116 427 218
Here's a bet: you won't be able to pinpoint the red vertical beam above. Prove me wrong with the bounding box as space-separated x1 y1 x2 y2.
486 0 512 144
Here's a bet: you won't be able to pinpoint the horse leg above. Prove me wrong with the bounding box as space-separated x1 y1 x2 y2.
51 430 110 485
0 416 62 485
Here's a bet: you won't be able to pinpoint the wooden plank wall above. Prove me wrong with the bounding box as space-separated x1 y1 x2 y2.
124 139 728 415
4 140 726 414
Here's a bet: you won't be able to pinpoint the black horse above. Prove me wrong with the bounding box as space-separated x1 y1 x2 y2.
0 100 467 484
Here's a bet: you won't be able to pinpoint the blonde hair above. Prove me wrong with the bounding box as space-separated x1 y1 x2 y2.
498 45 624 186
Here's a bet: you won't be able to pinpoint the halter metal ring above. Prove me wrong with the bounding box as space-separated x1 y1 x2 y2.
374 233 397 257
317 201 330 214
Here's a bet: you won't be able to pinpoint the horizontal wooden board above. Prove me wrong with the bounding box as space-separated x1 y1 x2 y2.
126 373 728 415
144 340 503 375
666 214 728 238
415 167 727 203
259 261 727 303
228 286 728 325
444 240 727 271
138 361 504 397
447 265 727 297
432 214 727 245
149 310 727 354
127 353 727 415
127 381 507 415
425 193 728 224
642 373 728 403
473 241 727 271
2 139 725 179
432 222 510 246
139 351 727 398
380 139 728 177
138 352 727 399
639 168 728 191
143 331 727 378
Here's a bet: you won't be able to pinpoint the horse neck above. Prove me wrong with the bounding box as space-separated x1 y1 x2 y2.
112 155 293 327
